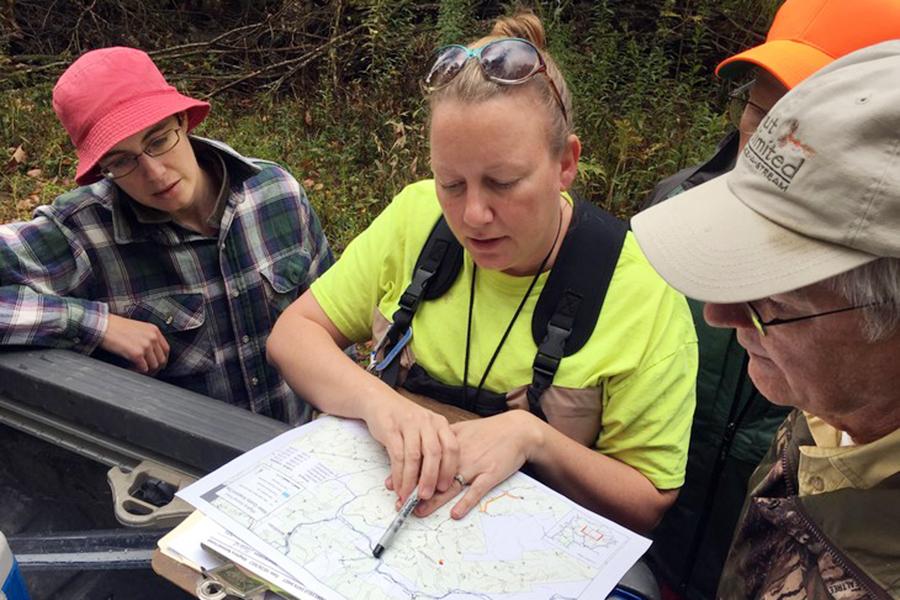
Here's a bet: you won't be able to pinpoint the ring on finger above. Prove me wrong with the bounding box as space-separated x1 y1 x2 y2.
453 474 467 487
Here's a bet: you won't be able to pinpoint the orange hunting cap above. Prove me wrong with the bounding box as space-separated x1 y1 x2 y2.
716 0 900 89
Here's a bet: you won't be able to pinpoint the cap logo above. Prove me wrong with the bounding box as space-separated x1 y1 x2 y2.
743 115 808 191
778 120 817 158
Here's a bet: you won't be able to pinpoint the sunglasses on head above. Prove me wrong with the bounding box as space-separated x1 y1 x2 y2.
423 37 568 123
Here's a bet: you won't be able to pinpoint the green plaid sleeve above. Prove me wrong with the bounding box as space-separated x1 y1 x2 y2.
0 215 108 351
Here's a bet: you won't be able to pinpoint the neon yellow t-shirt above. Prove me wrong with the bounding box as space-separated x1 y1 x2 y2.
312 180 697 489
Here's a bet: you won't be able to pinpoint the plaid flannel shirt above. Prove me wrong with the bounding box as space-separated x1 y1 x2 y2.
0 137 333 423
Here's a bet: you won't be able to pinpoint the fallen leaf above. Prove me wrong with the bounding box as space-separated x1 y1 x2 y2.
302 178 315 189
3 145 27 173
26 168 42 178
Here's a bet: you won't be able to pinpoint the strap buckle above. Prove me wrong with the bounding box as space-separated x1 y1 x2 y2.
533 322 569 374
527 322 571 421
532 352 561 379
398 263 438 313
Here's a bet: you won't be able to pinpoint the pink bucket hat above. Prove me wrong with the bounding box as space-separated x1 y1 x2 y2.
52 47 210 185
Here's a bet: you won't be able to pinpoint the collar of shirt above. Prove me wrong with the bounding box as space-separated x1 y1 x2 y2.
797 412 900 497
111 137 259 244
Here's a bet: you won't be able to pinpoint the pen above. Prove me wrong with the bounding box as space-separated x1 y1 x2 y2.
372 488 420 558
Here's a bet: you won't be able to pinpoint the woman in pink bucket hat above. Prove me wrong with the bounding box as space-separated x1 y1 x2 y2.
0 47 333 424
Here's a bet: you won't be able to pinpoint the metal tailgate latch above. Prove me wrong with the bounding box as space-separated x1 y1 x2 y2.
107 460 195 528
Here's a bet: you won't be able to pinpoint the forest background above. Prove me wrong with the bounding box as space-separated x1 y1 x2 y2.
0 0 778 251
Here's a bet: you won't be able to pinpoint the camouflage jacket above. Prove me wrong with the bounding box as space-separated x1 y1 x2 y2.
719 410 900 599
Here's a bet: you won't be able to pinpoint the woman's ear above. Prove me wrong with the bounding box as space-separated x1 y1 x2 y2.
559 134 581 191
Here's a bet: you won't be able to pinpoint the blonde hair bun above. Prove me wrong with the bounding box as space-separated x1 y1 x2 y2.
490 11 546 49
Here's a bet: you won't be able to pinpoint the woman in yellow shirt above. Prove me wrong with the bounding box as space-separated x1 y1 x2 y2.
268 11 697 533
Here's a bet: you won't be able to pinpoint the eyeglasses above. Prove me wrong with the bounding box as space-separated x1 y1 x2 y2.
745 301 882 336
727 79 768 134
424 37 568 124
99 127 182 179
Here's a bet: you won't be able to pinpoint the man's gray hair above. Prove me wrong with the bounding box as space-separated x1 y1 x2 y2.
826 258 900 342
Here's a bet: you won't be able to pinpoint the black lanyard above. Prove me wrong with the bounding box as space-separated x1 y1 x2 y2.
462 203 564 405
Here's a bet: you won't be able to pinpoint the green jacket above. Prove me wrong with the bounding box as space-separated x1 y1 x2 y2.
719 410 900 599
644 131 790 599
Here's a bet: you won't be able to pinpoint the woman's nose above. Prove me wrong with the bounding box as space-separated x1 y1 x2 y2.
462 187 493 227
137 153 167 180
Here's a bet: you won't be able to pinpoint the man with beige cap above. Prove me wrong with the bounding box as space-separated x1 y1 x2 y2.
643 2 900 597
633 41 900 599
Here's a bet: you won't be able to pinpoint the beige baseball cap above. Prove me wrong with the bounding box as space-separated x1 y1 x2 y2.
632 41 900 303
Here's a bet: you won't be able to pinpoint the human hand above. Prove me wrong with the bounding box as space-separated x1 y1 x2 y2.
415 410 542 519
363 393 460 504
100 314 170 375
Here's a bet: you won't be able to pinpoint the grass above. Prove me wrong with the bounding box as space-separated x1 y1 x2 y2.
0 83 729 252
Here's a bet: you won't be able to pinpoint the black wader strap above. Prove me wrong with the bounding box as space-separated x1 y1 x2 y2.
378 217 463 387
402 364 508 417
527 199 628 419
527 292 579 420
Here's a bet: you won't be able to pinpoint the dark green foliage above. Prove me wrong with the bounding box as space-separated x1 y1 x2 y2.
1 0 777 247
437 0 475 46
